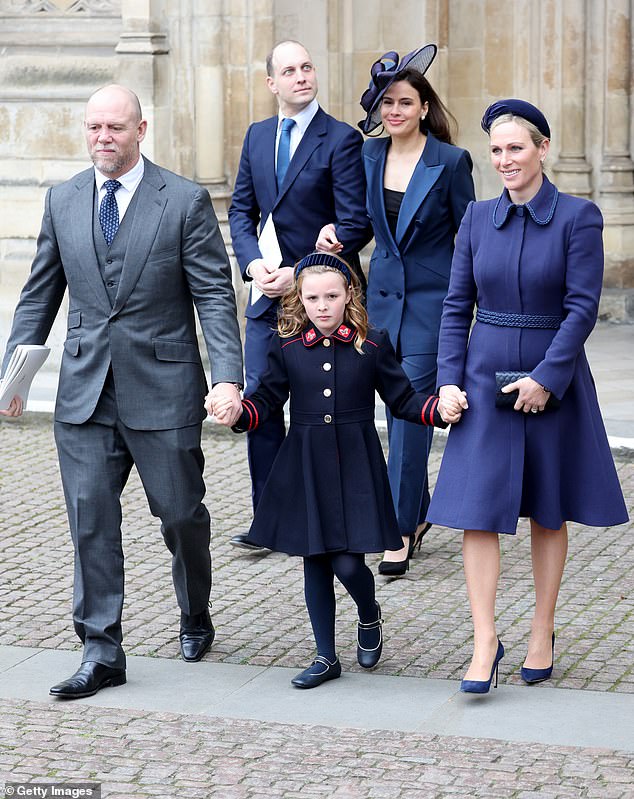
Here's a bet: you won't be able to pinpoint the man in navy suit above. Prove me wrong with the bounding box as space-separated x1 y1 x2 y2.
229 40 371 549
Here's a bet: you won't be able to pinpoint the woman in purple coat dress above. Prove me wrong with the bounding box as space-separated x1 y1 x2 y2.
428 100 628 694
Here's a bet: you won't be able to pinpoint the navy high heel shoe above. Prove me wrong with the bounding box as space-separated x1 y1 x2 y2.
460 639 505 694
521 632 555 684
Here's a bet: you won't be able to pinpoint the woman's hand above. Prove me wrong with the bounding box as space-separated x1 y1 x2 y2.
315 224 343 254
438 385 468 424
501 376 551 413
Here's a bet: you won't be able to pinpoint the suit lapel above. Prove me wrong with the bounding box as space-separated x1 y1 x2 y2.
259 116 279 212
111 158 167 316
274 108 326 207
365 140 399 256
71 170 111 315
395 133 445 245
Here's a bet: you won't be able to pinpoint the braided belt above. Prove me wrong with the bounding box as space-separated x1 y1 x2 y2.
476 309 562 329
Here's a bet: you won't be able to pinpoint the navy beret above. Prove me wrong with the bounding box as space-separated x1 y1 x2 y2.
481 99 551 139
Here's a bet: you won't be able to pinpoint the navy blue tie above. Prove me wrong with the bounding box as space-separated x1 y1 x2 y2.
276 118 296 189
99 179 122 246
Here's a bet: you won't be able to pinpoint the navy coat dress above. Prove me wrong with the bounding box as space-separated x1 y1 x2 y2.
362 133 475 534
427 176 628 534
233 325 446 556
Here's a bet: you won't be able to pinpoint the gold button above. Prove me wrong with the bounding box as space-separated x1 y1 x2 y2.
322 362 332 371
324 414 332 423
323 339 331 347
323 388 332 397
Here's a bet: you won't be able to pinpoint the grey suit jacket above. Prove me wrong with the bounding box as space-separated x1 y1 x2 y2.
2 157 243 430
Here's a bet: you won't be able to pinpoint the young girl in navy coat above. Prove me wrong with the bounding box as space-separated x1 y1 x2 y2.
211 252 462 688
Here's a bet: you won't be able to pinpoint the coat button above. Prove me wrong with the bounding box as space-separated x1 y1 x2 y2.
323 339 331 347
324 414 332 423
323 388 332 397
322 362 332 371
396 292 403 299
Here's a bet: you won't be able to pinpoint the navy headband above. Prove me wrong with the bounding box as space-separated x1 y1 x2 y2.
481 99 551 139
294 252 352 284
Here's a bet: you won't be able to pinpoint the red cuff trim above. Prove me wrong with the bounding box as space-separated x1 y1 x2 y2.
242 398 259 430
421 395 434 426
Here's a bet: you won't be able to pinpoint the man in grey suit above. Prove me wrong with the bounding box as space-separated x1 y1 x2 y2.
1 85 244 698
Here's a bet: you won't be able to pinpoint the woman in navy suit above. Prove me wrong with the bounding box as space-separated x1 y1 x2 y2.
428 100 628 693
319 46 475 575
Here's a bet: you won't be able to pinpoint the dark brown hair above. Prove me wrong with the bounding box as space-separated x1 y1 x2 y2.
393 68 457 144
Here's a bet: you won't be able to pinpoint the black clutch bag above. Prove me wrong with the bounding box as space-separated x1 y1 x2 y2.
495 371 560 409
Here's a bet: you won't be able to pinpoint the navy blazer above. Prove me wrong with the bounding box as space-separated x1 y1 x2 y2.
363 133 475 356
229 107 371 319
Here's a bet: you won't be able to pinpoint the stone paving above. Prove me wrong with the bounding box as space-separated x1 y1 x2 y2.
1 415 633 797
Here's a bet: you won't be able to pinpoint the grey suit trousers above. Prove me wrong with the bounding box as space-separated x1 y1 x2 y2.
54 410 211 669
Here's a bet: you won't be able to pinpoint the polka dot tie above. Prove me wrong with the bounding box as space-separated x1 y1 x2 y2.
99 179 122 246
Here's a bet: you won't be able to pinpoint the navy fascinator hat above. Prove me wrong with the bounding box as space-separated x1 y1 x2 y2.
481 99 551 139
358 44 437 135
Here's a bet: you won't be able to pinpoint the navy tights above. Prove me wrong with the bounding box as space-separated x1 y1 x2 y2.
303 552 377 661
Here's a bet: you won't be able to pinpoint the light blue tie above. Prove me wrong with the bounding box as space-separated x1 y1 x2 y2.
99 179 122 246
276 118 296 189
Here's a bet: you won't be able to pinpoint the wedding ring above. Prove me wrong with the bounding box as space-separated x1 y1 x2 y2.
531 408 538 413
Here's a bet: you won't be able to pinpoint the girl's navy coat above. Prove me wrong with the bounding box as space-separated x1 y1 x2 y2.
427 177 628 534
234 325 445 556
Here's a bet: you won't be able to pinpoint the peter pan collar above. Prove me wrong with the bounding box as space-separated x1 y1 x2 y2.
492 175 559 229
301 324 356 347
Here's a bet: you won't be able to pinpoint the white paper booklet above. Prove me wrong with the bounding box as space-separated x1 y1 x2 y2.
251 214 283 304
0 344 51 410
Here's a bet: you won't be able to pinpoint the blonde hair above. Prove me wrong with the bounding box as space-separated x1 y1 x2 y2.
489 113 549 149
278 261 368 354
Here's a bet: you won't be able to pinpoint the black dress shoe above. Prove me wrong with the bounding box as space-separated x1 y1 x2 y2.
229 533 269 551
357 602 383 669
180 609 215 662
291 656 341 689
49 662 126 699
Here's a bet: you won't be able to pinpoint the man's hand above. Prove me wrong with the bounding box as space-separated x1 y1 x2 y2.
205 383 242 426
315 223 343 254
0 396 24 418
253 265 294 298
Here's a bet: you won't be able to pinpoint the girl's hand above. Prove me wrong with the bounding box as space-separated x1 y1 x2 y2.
438 385 468 425
315 223 343 254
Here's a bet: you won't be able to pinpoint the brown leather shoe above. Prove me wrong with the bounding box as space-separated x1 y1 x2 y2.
49 661 126 699
179 609 215 662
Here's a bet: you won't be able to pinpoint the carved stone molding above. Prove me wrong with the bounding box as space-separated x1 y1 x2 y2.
1 0 120 13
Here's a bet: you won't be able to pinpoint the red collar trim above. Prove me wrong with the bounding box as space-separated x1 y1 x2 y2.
301 324 356 347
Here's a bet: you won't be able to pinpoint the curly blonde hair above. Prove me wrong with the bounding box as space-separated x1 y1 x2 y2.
278 258 368 354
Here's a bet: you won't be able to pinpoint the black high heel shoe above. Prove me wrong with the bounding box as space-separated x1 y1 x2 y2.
378 554 409 576
408 522 432 558
521 632 555 684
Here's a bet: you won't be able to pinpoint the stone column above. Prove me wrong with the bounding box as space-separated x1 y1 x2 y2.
598 0 634 211
598 0 634 290
552 0 591 198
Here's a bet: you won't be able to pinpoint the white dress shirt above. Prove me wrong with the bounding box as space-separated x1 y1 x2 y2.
94 156 145 221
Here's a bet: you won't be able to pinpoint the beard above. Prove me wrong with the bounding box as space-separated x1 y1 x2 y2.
91 148 134 176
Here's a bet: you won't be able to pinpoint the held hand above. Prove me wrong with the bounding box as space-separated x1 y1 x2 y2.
256 265 294 298
315 224 343 254
438 386 468 425
501 376 551 413
0 396 24 418
206 383 242 426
